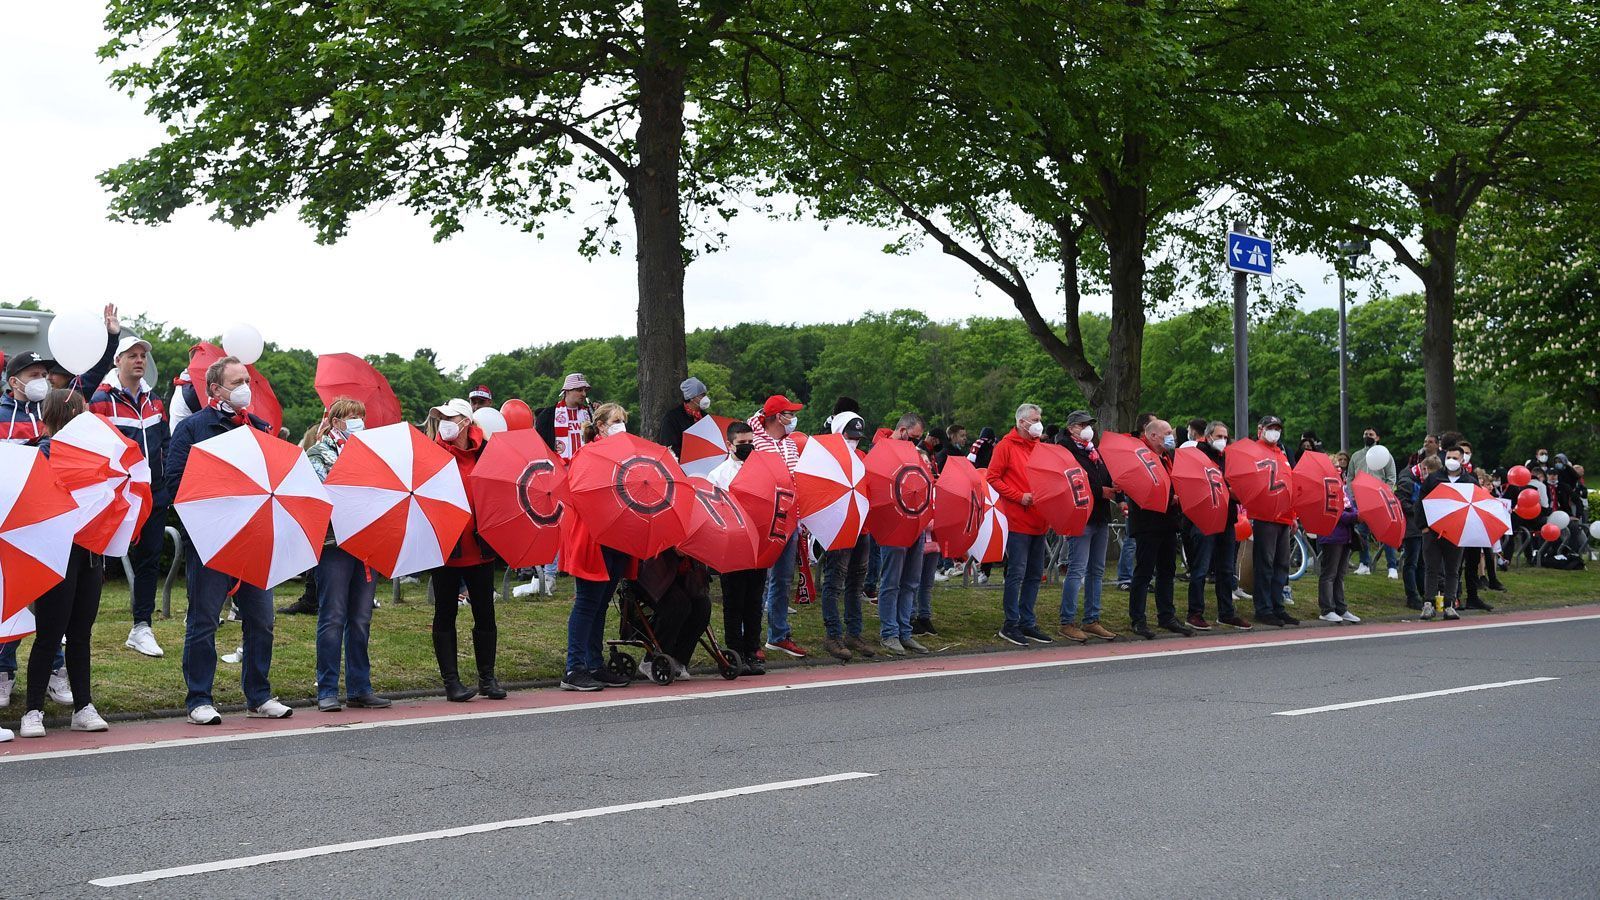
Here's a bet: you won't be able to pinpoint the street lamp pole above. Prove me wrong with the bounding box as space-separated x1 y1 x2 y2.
1336 239 1370 452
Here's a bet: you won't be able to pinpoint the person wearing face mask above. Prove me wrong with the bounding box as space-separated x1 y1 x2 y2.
658 376 711 460
1347 427 1400 580
1187 422 1251 631
707 421 766 675
1125 419 1193 639
748 394 809 659
559 403 637 691
422 398 504 702
1420 444 1473 620
815 412 879 662
1055 410 1119 642
986 403 1055 647
875 413 933 656
1526 448 1550 469
1247 415 1301 628
1 351 55 444
162 356 291 725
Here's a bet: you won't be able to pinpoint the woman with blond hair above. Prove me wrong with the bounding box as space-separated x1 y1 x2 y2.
558 403 635 691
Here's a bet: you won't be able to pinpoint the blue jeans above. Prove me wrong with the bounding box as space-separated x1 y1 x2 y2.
1186 527 1238 620
1060 522 1110 624
315 546 376 700
1355 524 1398 570
820 537 868 639
864 536 882 588
763 532 800 643
0 640 62 676
877 545 922 641
182 547 275 711
1002 532 1048 629
1116 533 1137 584
567 548 628 674
1402 535 1425 602
915 551 938 621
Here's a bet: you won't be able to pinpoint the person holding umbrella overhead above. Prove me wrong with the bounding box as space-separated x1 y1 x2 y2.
424 398 504 702
558 403 635 691
163 356 291 725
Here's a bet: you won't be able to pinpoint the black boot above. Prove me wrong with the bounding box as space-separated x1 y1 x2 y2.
433 630 476 702
473 623 505 699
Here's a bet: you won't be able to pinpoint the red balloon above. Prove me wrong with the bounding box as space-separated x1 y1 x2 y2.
1507 465 1531 487
1515 502 1541 520
501 399 534 431
1235 519 1253 541
1540 523 1562 541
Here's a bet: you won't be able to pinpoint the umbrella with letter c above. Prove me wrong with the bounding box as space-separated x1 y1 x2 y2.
863 439 934 548
323 422 473 578
467 429 566 568
1172 447 1230 536
564 433 696 559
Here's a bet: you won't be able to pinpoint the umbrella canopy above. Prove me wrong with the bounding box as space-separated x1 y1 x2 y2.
323 422 473 578
1423 481 1512 548
678 413 737 478
932 456 984 553
1172 447 1230 536
1224 439 1295 523
728 450 799 567
1292 451 1345 536
48 412 153 555
1352 472 1405 548
678 475 762 571
315 352 404 428
793 433 870 552
1025 442 1092 537
863 439 934 548
174 425 333 590
467 429 566 568
1098 431 1171 512
186 342 286 438
0 444 80 620
564 432 695 559
0 606 34 642
966 480 1008 563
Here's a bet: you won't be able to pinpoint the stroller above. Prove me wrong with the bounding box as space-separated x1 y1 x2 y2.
605 551 743 685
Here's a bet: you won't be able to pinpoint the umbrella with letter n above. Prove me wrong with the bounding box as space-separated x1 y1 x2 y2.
933 456 984 556
1171 446 1230 536
48 412 152 555
794 433 869 552
564 433 696 559
324 422 473 577
315 352 404 428
174 425 333 590
0 443 80 623
1424 481 1511 548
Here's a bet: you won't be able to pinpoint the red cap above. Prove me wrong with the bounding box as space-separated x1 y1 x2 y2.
762 395 803 418
469 385 493 401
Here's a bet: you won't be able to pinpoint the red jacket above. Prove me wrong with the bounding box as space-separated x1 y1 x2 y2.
986 428 1046 536
439 427 493 567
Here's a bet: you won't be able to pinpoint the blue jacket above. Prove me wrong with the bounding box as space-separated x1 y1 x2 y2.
159 405 270 508
88 376 171 494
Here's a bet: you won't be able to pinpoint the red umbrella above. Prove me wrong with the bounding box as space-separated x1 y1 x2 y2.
1098 431 1171 512
315 353 403 428
186 342 285 437
501 399 534 431
1225 439 1294 523
0 444 80 621
1423 481 1511 548
173 425 333 590
467 429 566 567
1025 442 1092 537
728 450 799 567
932 456 984 554
863 439 934 548
564 433 695 559
1291 451 1345 536
323 423 473 577
1172 447 1230 536
1351 472 1404 548
679 475 762 571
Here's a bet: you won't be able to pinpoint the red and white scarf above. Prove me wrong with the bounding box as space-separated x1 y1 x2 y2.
553 404 590 460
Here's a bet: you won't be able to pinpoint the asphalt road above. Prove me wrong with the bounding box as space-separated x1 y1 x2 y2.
6 617 1598 899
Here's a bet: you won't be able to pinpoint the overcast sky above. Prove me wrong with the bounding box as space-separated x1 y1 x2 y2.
1 6 1408 371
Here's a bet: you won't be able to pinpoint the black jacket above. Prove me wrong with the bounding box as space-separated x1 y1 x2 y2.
657 403 704 460
1418 469 1474 546
1058 435 1115 526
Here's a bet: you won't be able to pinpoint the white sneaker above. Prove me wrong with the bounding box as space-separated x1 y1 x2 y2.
221 646 245 664
1386 568 1399 580
247 698 293 718
188 705 222 725
47 668 72 705
1341 611 1362 623
932 569 949 582
1281 587 1294 606
512 582 540 598
1319 611 1343 623
638 658 655 681
0 725 12 742
19 709 45 738
975 573 989 584
673 662 694 681
1421 602 1436 620
0 671 12 708
1233 588 1252 602
1354 564 1372 576
71 703 109 732
125 623 165 658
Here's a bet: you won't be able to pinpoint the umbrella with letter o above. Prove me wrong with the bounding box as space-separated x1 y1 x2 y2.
315 352 403 428
1423 481 1511 548
933 457 984 555
1172 447 1230 536
863 439 934 548
965 480 1008 564
729 450 799 567
48 412 152 555
174 426 333 590
0 443 80 621
1098 431 1171 512
467 429 566 568
565 433 695 559
1292 451 1345 536
679 475 762 571
1225 439 1295 523
794 433 869 552
1352 472 1404 548
323 422 473 577
1025 442 1092 537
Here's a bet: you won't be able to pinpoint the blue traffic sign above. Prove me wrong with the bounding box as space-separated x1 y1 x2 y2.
1227 232 1273 276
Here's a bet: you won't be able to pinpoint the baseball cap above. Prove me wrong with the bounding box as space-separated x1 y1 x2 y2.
1258 414 1284 428
115 334 152 359
762 394 803 418
468 384 493 401
431 398 474 419
1065 410 1096 427
5 351 51 381
828 412 865 439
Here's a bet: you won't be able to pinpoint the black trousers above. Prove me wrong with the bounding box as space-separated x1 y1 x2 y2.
430 563 497 675
648 586 712 667
1128 528 1178 628
719 569 766 656
28 546 103 712
1461 546 1500 600
1424 534 1464 605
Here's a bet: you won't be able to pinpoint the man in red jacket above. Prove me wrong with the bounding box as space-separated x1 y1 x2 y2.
1248 415 1301 627
985 403 1055 647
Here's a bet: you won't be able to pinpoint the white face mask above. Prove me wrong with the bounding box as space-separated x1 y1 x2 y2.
1462 452 1471 464
1025 421 1043 439
1211 438 1228 453
1537 454 1549 463
1263 428 1281 444
697 395 711 411
1079 426 1095 442
783 418 797 435
21 377 48 403
845 438 860 452
344 418 365 433
1444 458 1462 472
607 421 627 437
227 384 252 409
437 420 462 442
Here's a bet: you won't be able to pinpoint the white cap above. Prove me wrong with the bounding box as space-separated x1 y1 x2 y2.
430 398 474 419
115 334 152 359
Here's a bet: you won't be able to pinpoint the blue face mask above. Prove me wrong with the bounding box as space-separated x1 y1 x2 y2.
1162 434 1176 450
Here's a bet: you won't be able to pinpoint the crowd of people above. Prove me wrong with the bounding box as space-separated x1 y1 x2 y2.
0 316 1592 742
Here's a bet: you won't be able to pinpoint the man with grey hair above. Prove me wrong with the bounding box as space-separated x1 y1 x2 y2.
1188 421 1251 630
1127 418 1193 639
986 403 1055 646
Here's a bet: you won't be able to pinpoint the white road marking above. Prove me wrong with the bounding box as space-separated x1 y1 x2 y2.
1274 677 1560 716
92 771 876 887
7 611 1598 765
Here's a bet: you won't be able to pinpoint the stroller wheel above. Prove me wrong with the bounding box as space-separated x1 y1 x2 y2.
718 649 742 681
608 650 638 681
650 653 676 685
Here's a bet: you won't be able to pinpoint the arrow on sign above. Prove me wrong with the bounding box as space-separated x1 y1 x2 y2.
1232 241 1243 261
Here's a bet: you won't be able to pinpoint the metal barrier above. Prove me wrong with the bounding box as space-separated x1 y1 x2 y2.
160 527 184 619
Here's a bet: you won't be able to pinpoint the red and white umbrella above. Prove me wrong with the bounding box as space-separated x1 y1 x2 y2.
48 412 152 555
0 443 83 621
677 414 736 478
0 606 34 642
793 433 869 551
174 426 333 589
1423 481 1512 548
966 480 1008 564
323 422 472 578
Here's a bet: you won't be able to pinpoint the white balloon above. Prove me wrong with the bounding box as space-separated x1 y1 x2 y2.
473 406 508 436
221 322 264 365
1547 510 1571 530
46 310 107 375
1365 445 1392 472
1590 521 1600 540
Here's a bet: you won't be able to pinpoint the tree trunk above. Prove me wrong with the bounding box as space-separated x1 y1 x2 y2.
1420 224 1459 436
1082 159 1149 434
631 0 689 442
